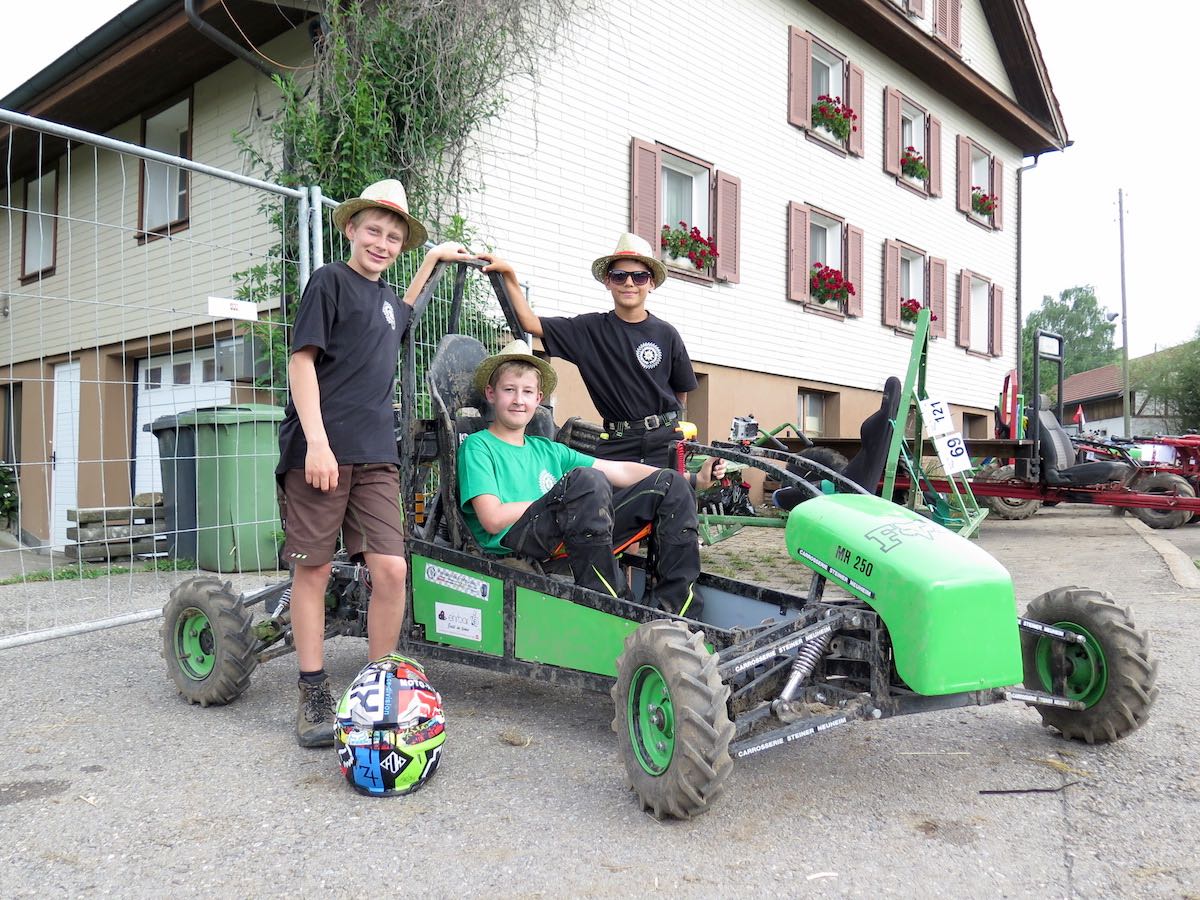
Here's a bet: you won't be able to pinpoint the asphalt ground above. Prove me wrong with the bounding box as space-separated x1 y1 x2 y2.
0 506 1197 897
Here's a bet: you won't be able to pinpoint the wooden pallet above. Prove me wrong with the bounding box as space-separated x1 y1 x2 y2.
65 505 167 562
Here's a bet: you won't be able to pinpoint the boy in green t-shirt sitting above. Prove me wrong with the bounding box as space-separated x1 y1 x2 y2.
457 339 719 616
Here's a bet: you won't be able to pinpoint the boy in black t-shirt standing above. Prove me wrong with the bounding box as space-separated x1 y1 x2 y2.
276 179 471 747
481 232 698 468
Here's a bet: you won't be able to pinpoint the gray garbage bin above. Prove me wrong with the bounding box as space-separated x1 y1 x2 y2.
148 414 199 562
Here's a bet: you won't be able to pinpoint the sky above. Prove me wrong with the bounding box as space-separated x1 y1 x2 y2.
0 1 1192 359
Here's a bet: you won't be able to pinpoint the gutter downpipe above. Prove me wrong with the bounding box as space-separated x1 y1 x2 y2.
1017 155 1039 384
185 0 283 80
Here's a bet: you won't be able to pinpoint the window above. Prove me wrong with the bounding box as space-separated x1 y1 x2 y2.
21 166 58 280
140 96 191 236
629 139 741 283
2 383 21 465
963 412 988 440
956 270 1004 356
884 88 941 197
933 0 962 51
798 391 827 437
883 240 947 336
787 28 865 158
787 203 864 316
144 367 162 390
956 135 1004 229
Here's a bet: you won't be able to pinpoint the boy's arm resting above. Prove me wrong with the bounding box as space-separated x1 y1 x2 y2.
401 241 474 307
288 347 340 492
478 253 542 337
467 493 532 536
592 458 657 488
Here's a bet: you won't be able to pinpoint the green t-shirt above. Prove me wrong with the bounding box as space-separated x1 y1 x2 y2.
458 429 594 554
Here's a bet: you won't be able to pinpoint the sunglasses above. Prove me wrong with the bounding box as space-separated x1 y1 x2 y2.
606 269 654 286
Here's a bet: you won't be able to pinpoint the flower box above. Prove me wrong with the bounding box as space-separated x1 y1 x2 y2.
898 297 937 328
971 186 997 218
811 95 858 144
810 263 855 310
900 146 929 182
660 221 718 273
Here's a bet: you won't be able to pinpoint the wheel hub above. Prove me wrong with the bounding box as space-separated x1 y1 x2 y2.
174 607 216 681
628 665 675 776
1035 622 1107 707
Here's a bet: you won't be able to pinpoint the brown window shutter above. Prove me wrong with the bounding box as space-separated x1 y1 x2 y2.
883 88 901 176
991 156 1005 231
883 239 901 326
848 64 865 158
845 224 864 317
910 0 926 15
788 28 812 130
787 202 811 303
956 270 971 347
991 284 1005 356
934 0 950 41
928 256 947 338
927 116 942 197
956 135 970 214
950 0 962 49
713 170 741 284
629 138 661 249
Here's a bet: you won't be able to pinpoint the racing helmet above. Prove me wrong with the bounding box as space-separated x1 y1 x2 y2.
335 654 445 797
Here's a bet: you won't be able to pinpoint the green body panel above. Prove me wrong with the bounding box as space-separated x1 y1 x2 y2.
515 588 639 677
410 555 505 656
784 494 1022 695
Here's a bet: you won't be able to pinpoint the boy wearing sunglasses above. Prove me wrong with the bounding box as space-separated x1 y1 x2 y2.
480 232 697 468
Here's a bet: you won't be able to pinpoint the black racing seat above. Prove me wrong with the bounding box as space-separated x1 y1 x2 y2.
1035 394 1132 486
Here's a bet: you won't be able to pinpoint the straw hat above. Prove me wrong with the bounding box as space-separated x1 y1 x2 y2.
332 179 428 251
474 339 558 397
590 232 667 288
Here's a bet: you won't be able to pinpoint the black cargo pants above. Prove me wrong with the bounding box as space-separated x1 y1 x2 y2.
500 467 701 616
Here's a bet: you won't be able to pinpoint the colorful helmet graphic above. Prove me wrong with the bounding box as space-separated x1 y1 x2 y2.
335 654 445 797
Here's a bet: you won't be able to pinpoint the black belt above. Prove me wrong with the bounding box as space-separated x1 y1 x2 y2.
604 411 679 433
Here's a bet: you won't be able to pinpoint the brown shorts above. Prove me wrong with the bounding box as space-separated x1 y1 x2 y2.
277 463 405 566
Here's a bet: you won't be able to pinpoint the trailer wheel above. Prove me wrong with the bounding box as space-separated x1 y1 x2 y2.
978 464 1041 520
1129 472 1195 529
1021 587 1158 744
612 620 734 819
162 576 258 707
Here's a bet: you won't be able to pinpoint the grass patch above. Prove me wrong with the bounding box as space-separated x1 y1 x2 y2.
0 558 196 586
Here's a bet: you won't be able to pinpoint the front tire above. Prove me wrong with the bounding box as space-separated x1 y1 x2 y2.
1129 472 1195 529
162 576 258 706
1021 587 1158 743
978 464 1042 520
611 621 734 819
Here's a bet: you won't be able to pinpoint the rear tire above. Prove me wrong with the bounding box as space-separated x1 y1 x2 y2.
162 576 258 706
1021 587 1158 743
978 464 1042 520
1129 472 1195 529
612 621 734 819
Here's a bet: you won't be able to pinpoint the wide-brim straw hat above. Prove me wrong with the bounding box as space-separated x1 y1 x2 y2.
474 339 558 397
590 232 667 288
332 179 428 251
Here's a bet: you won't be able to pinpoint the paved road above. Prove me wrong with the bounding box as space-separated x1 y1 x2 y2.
0 506 1196 897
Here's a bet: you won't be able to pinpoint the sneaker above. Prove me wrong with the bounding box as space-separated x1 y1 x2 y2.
296 677 337 748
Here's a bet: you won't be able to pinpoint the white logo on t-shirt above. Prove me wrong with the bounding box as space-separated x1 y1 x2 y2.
538 470 556 494
635 342 663 370
382 300 396 330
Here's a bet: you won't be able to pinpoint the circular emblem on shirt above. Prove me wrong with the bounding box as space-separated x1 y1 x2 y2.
635 341 663 370
538 470 556 494
382 300 396 330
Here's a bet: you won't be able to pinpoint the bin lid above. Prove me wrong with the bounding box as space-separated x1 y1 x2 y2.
175 403 285 426
148 412 188 433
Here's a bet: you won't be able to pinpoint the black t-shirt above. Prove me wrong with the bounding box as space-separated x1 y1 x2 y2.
539 311 698 423
276 262 412 473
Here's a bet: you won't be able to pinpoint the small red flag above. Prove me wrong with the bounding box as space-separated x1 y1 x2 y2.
1073 404 1086 426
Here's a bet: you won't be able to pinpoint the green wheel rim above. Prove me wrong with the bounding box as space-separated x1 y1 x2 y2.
1035 622 1108 708
174 607 216 680
627 664 675 776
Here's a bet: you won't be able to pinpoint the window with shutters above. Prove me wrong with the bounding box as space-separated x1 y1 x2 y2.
21 165 58 282
956 135 1003 230
882 239 947 337
956 269 1004 357
787 202 864 318
139 95 191 241
884 88 941 198
629 139 741 284
787 28 865 158
933 0 962 52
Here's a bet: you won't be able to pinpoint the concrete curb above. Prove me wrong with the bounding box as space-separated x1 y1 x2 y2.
1124 515 1200 590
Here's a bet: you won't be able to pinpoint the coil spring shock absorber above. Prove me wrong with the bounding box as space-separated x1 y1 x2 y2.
777 630 834 703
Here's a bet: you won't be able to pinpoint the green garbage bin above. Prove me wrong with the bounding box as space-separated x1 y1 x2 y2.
177 404 284 572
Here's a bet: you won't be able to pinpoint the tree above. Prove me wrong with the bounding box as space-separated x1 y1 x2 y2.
1133 328 1200 432
1021 286 1119 400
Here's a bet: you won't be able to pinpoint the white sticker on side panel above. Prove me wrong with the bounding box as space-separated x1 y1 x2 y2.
434 602 482 642
933 431 973 476
918 398 956 437
426 563 490 601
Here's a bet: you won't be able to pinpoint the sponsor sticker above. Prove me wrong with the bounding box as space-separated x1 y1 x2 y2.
434 602 482 642
426 563 490 601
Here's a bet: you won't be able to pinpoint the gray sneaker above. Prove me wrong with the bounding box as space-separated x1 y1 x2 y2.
296 677 337 748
